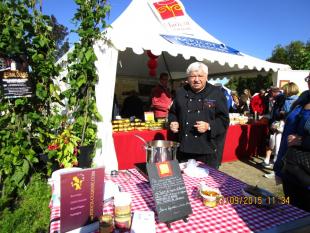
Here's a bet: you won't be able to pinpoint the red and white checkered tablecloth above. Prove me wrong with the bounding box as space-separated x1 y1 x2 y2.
50 167 309 233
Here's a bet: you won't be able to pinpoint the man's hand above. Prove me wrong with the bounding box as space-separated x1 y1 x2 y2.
170 121 179 133
287 134 302 147
194 121 209 133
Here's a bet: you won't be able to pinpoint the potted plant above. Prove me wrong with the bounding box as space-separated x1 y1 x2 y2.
46 125 80 172
73 118 98 168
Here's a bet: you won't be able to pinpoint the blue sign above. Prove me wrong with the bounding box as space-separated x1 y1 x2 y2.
161 34 242 55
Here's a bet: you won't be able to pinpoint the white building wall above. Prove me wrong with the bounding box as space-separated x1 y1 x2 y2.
273 70 309 93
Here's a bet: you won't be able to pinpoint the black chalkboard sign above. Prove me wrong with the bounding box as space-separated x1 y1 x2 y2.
146 160 192 224
0 71 32 98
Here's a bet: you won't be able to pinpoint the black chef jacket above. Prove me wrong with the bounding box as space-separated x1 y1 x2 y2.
168 83 229 155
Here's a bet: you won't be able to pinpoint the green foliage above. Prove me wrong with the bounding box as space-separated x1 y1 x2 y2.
64 0 110 147
49 14 70 59
226 74 273 95
0 174 51 233
0 3 111 233
0 0 61 207
267 40 310 70
227 39 310 95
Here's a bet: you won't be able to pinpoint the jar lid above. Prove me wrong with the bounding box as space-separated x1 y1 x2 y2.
100 214 113 223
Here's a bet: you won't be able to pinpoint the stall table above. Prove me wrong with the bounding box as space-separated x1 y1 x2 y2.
113 122 268 170
223 121 268 162
49 165 310 233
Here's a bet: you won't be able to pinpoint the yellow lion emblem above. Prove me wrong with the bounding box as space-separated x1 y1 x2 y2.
71 175 84 190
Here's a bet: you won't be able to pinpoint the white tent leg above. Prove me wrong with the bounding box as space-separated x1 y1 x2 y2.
93 41 119 173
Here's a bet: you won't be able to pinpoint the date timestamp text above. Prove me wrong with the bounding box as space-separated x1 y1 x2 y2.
218 196 290 205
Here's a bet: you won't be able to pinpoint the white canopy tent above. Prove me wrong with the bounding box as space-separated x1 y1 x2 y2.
60 0 291 171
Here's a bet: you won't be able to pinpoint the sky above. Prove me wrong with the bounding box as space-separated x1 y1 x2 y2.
42 0 310 60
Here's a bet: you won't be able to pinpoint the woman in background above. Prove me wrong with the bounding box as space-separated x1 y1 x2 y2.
243 89 252 108
229 92 241 113
239 94 250 114
281 82 299 116
280 100 310 211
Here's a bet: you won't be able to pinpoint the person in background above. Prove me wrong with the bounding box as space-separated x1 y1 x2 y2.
261 88 272 117
281 100 310 212
214 83 232 110
260 86 284 169
243 88 252 108
168 62 229 168
121 90 144 120
238 94 250 114
263 83 299 178
281 82 299 116
250 89 267 116
151 72 172 119
230 93 249 114
229 92 240 113
261 113 285 170
273 75 310 189
289 73 310 111
269 86 285 123
213 83 232 167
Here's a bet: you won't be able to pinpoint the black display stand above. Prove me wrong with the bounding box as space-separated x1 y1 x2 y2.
134 162 148 180
146 160 192 227
165 216 189 229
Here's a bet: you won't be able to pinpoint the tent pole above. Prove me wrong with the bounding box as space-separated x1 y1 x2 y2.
161 51 173 87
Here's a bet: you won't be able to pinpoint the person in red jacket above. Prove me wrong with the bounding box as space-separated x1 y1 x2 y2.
250 89 267 115
151 72 172 119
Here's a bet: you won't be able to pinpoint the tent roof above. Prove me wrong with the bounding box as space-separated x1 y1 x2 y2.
105 0 290 78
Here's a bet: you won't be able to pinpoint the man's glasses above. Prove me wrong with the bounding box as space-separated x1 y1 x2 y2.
305 77 310 82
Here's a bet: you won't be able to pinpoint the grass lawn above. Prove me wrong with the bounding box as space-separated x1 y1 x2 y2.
0 174 51 233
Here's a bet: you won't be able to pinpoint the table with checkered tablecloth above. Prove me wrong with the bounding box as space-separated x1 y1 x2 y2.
49 166 309 233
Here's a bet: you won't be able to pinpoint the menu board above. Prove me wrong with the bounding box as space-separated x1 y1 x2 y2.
147 160 192 223
0 70 32 98
60 167 105 233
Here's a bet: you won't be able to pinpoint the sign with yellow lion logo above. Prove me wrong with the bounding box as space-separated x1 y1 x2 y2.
60 167 105 233
71 175 85 190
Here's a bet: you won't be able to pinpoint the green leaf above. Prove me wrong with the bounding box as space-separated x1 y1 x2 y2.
69 96 77 105
22 159 30 174
14 99 25 107
11 146 20 156
77 74 86 87
36 83 48 99
85 49 93 62
11 168 24 184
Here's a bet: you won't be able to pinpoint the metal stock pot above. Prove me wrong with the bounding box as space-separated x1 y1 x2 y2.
144 140 180 163
134 135 180 163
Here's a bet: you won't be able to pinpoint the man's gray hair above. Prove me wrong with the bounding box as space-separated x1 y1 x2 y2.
186 62 208 75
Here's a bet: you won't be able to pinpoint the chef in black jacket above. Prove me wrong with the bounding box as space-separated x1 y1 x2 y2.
168 62 229 168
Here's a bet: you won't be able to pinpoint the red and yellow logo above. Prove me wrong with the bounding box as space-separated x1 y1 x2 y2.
71 175 84 191
153 0 184 20
156 161 173 178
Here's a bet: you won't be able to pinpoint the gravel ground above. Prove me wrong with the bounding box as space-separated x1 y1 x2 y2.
219 156 284 198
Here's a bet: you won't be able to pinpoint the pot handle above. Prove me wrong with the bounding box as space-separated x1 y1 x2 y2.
134 134 147 145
